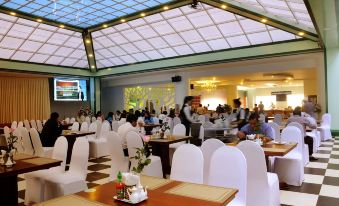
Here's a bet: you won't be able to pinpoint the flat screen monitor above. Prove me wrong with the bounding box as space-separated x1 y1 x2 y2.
54 78 87 101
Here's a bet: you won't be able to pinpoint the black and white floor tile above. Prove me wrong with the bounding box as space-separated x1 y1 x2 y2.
17 137 339 206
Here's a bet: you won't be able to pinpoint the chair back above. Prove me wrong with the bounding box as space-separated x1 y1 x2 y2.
208 146 247 206
173 117 181 126
80 122 89 132
30 120 38 130
202 121 214 128
100 121 111 137
107 131 129 179
29 128 44 157
24 120 31 130
273 114 283 125
19 127 34 155
259 114 265 122
11 121 17 129
64 117 70 124
71 122 80 132
201 139 225 184
199 125 204 142
18 121 24 128
36 120 43 133
85 116 91 125
281 126 304 157
268 122 280 141
52 136 68 172
173 124 186 136
237 141 269 206
42 120 46 125
91 117 96 123
3 126 10 137
112 121 119 132
97 117 103 122
198 115 205 123
13 128 24 153
70 117 76 123
87 122 97 139
69 138 89 179
170 144 204 184
288 122 305 137
126 131 144 171
321 113 331 127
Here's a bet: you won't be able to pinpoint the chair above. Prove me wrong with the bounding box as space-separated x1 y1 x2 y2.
317 113 332 141
80 122 89 132
71 122 79 132
24 136 68 205
18 121 24 128
70 117 76 123
36 120 43 133
237 141 280 206
170 144 203 184
64 117 70 124
173 117 181 126
85 116 91 125
268 122 280 141
288 122 309 165
88 121 110 158
198 125 205 142
273 114 283 126
30 120 38 130
19 127 34 155
11 121 17 129
29 128 53 157
112 121 119 132
13 128 24 153
107 132 129 180
87 122 97 140
42 120 46 125
126 131 163 178
201 139 225 184
3 126 10 137
24 119 31 130
259 114 266 122
202 121 214 128
306 117 321 150
273 126 304 186
169 124 187 164
44 138 89 200
198 115 205 123
208 146 247 206
91 117 96 122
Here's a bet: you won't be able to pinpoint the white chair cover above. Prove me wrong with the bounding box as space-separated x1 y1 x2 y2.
306 117 320 153
201 139 225 184
36 120 43 133
18 121 24 128
273 114 283 126
208 146 247 206
80 122 89 132
288 122 309 165
70 117 76 123
112 121 119 132
87 122 97 140
88 121 110 158
19 127 34 155
24 119 31 130
44 138 89 200
71 122 80 132
85 116 91 125
3 126 10 137
30 120 38 130
11 121 17 129
199 125 204 142
107 132 129 180
237 141 280 206
170 144 203 184
13 128 24 153
268 122 280 141
29 128 53 157
317 113 332 141
91 117 96 123
64 118 70 124
173 117 181 126
273 126 304 186
126 131 163 178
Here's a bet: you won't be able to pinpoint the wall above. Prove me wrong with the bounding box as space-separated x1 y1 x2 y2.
304 79 317 97
101 86 124 115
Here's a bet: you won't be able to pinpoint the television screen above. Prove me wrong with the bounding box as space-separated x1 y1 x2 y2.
54 79 87 101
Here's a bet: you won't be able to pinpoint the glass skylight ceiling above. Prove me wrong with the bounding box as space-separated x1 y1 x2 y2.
92 3 299 69
0 0 173 28
231 0 315 29
0 13 88 68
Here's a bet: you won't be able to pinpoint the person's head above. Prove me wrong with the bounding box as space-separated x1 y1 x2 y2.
163 111 168 115
248 113 259 130
122 110 127 114
245 108 250 113
183 96 194 106
96 111 102 117
116 110 121 115
169 109 175 118
233 98 241 108
254 104 257 107
260 101 263 104
107 112 113 118
120 112 127 119
50 112 59 121
199 104 202 107
144 111 150 118
135 110 141 117
151 109 156 114
293 106 302 116
126 114 138 127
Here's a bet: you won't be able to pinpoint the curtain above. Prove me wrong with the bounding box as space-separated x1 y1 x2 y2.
0 76 51 123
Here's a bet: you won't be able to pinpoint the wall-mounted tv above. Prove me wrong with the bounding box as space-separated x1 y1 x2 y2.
54 78 87 101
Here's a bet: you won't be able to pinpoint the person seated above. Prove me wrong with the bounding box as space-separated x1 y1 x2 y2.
197 104 204 115
287 106 317 161
115 110 121 121
40 112 62 147
117 114 139 156
237 113 273 141
144 111 154 124
106 112 114 124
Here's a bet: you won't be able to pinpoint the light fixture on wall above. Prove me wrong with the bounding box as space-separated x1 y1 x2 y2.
196 78 220 92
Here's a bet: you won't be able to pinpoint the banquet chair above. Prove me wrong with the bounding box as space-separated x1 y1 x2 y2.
11 121 17 129
30 120 38 130
173 117 181 127
85 116 91 125
288 122 309 165
169 124 187 164
97 117 103 122
317 113 332 141
198 115 205 123
80 122 89 132
91 117 96 123
268 122 280 141
107 132 129 180
199 125 205 143
29 128 53 157
273 126 304 186
24 119 31 130
118 118 126 126
112 121 119 132
36 120 43 133
18 121 24 128
208 146 247 206
170 144 203 184
89 121 110 158
237 141 280 206
70 117 76 123
200 139 225 184
13 128 24 153
306 117 321 150
273 114 283 126
259 114 266 122
19 127 34 155
44 138 89 200
71 122 80 132
24 136 68 205
42 120 46 125
64 117 70 124
126 131 163 178
3 126 10 137
87 122 97 140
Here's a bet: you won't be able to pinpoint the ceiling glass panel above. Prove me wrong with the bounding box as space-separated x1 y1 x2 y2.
231 0 315 29
0 0 174 28
0 13 88 68
92 3 298 68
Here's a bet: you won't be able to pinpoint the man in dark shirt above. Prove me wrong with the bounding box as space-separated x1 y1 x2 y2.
40 112 62 147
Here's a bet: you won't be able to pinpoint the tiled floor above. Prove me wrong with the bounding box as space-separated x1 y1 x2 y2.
17 137 339 206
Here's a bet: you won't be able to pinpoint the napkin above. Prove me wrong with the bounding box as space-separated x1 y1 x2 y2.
122 173 140 186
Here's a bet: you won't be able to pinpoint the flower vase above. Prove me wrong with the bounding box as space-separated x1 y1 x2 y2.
5 152 14 168
160 131 164 139
164 129 170 139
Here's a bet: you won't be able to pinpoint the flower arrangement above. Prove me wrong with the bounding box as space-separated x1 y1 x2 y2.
130 135 152 174
160 122 170 132
6 129 18 153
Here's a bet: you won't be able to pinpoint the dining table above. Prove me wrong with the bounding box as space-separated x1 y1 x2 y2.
143 124 163 135
0 154 62 206
60 122 73 130
61 130 95 164
149 135 192 178
36 175 238 206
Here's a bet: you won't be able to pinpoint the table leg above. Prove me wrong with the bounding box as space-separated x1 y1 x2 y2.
151 144 169 178
0 175 19 206
66 137 76 164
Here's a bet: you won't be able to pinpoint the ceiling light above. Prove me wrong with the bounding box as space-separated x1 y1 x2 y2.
103 24 108 28
85 39 91 44
163 6 169 10
37 19 42 22
91 65 95 69
221 5 227 9
88 54 93 57
59 24 65 28
261 19 267 23
120 19 126 23
10 12 16 16
298 32 305 36
140 13 146 17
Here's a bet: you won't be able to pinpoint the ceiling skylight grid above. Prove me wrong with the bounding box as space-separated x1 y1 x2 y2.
0 13 88 68
92 3 299 69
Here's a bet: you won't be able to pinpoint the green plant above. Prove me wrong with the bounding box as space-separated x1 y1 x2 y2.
161 122 170 132
130 136 152 174
7 129 18 152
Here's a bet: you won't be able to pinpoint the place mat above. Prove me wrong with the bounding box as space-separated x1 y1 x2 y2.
165 182 235 203
262 148 287 153
34 195 107 206
22 157 58 165
140 175 172 190
13 153 34 161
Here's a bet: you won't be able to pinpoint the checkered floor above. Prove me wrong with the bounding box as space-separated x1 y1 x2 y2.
17 137 339 206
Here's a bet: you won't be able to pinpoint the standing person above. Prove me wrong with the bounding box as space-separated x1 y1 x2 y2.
258 101 264 113
180 96 195 136
115 110 121 121
40 112 62 147
253 104 259 114
232 98 246 130
303 98 316 118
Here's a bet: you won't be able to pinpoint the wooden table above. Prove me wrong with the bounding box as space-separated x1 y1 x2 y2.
0 154 61 206
149 135 192 177
144 124 162 135
62 130 95 164
39 175 238 206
